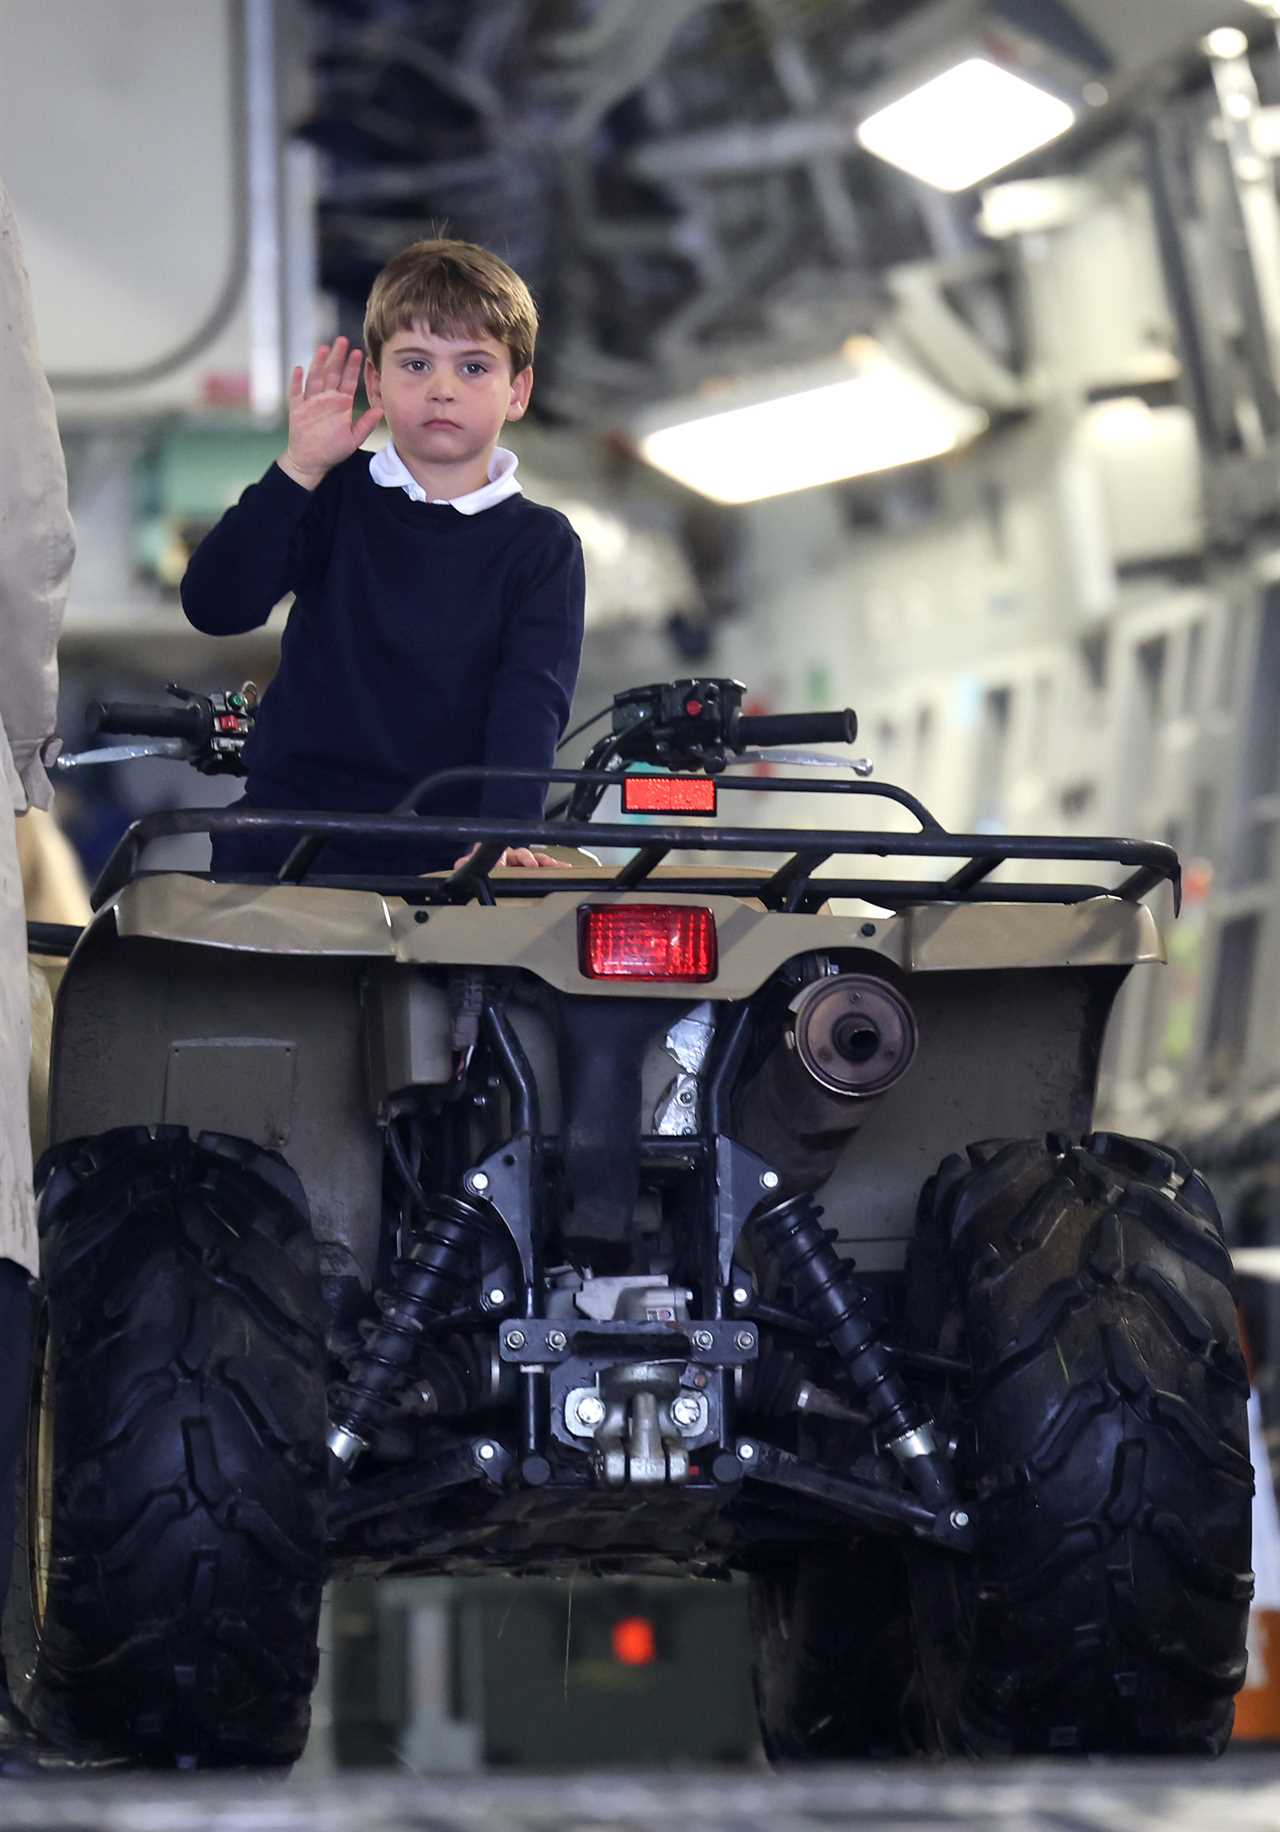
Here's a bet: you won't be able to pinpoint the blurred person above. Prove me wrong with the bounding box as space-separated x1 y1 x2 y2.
181 237 585 879
0 177 77 1776
18 809 91 1165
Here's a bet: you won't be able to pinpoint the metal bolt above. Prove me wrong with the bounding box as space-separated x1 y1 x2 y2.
738 1440 757 1461
574 1394 607 1429
505 1328 527 1351
546 1328 568 1352
670 1395 702 1431
486 1288 507 1308
732 1286 750 1306
692 1328 715 1351
677 1086 695 1104
466 1170 490 1195
950 1509 970 1529
477 1442 497 1462
760 1169 780 1191
734 1329 756 1352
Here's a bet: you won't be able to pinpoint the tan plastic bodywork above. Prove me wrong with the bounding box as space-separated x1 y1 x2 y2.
107 869 1164 992
43 868 1164 1287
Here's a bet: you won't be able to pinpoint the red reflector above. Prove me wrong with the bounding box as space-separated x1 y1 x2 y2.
579 905 718 981
612 1616 657 1666
621 776 718 815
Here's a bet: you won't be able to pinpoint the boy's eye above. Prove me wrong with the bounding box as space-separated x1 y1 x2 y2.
462 361 489 376
402 358 428 372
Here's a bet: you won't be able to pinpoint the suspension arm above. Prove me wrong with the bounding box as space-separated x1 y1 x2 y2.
737 1440 975 1550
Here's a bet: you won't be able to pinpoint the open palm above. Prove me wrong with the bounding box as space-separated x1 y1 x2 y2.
284 336 383 484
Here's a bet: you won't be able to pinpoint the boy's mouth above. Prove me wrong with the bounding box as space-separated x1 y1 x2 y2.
423 418 461 430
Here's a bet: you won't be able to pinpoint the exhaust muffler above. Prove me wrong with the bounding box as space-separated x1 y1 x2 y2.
733 973 917 1193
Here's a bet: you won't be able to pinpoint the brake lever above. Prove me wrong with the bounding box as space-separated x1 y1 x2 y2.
731 749 875 777
54 739 192 771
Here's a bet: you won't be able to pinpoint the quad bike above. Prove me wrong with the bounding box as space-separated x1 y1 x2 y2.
9 675 1252 1766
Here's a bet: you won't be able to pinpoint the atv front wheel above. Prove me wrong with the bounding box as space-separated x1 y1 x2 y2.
907 1131 1253 1756
2 1126 329 1767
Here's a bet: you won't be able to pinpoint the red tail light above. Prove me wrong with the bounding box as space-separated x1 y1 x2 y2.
621 775 718 815
612 1616 658 1666
579 904 718 982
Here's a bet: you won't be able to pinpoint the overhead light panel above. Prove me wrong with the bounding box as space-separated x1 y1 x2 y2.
635 342 987 504
857 58 1076 193
1203 26 1251 58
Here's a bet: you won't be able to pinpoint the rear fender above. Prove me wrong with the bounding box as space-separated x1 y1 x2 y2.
47 921 381 1289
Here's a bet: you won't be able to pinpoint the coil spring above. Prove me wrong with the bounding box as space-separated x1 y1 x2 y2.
328 1193 488 1450
751 1191 953 1507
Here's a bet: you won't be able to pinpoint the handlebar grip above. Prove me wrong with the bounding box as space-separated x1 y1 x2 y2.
734 708 857 749
87 699 210 744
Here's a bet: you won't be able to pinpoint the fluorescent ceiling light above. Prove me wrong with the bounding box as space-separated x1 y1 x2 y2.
1203 26 1251 58
636 343 987 505
857 58 1076 193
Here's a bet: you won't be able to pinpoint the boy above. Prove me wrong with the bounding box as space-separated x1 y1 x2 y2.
181 238 585 877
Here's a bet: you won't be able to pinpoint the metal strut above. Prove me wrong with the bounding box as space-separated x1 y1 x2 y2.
327 1192 489 1477
750 1193 955 1507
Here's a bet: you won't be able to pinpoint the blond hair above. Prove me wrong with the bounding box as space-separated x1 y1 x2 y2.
363 238 538 374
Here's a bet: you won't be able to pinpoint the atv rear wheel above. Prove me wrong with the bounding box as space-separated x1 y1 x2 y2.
2 1126 329 1767
906 1131 1253 1756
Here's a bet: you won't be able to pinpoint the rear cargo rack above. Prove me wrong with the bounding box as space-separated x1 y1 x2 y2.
86 765 1180 916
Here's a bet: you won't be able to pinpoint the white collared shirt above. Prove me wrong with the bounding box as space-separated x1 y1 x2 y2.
368 441 523 514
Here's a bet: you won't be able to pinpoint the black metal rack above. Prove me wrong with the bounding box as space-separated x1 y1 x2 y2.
82 764 1181 917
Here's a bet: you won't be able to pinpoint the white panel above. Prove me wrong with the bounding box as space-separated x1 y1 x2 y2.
0 0 246 411
1076 401 1204 563
1019 176 1179 392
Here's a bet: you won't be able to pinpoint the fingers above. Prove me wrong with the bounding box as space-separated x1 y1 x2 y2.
340 343 364 397
322 337 347 393
301 337 365 398
353 405 385 446
506 849 571 869
451 846 573 871
302 343 330 398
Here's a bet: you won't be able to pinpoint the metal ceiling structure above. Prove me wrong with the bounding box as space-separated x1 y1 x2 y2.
296 0 1266 424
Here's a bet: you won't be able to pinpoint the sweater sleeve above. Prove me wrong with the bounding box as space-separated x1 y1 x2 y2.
479 518 585 824
180 461 335 635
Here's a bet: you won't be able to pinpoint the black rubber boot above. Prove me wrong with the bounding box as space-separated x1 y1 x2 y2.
0 1257 31 1639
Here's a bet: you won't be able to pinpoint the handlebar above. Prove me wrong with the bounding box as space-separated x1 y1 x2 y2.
735 708 857 748
66 684 257 778
88 699 211 745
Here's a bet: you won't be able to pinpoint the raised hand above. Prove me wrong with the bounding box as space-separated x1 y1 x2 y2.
278 337 384 490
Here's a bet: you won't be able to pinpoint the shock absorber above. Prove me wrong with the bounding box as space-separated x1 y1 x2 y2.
327 1193 488 1477
751 1193 954 1508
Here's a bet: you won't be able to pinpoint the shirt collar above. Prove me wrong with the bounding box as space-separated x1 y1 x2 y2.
368 441 523 514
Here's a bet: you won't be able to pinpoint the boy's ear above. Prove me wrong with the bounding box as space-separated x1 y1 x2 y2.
506 365 533 420
364 355 383 405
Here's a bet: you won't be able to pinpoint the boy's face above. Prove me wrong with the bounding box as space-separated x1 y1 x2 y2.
365 323 532 476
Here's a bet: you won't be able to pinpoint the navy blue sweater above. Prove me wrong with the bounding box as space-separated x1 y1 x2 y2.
180 455 585 876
